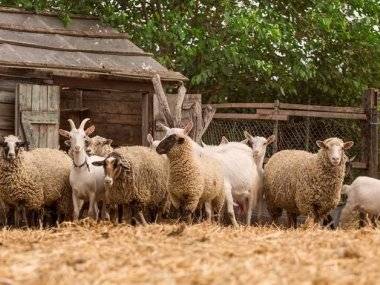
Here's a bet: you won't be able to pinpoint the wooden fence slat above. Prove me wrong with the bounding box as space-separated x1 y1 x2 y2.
278 103 365 114
0 90 14 103
213 113 289 121
208 103 275 109
256 109 367 120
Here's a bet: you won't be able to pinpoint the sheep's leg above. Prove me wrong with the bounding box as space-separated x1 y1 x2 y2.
287 212 298 228
88 193 98 220
14 205 22 228
22 207 29 228
100 203 110 221
38 209 44 230
137 210 148 226
224 183 238 227
246 196 254 226
72 192 81 221
204 202 212 223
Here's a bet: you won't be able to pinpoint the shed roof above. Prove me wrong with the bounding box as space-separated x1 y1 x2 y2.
0 7 187 82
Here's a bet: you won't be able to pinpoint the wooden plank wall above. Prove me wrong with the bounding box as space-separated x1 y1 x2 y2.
0 79 17 137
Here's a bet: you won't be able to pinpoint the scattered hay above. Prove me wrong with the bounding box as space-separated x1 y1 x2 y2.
0 224 379 284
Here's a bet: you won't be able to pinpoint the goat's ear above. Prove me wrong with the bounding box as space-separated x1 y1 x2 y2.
158 122 170 133
240 138 249 145
266 135 276 145
220 136 229 144
244 131 253 141
119 160 131 173
59 129 70 138
85 125 95 136
104 139 113 145
147 134 153 145
92 160 104 166
64 140 71 147
183 121 193 135
349 154 357 162
343 141 354 150
316 140 326 149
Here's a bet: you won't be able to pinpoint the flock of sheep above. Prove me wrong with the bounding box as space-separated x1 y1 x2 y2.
0 117 379 229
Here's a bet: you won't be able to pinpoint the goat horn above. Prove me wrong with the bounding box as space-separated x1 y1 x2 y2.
67 119 76 131
79 118 90 130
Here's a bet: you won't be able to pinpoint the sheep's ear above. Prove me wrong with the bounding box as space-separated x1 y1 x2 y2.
343 141 354 150
183 121 193 135
158 122 170 133
64 140 71 147
85 125 95 136
92 160 104 166
316 140 326 149
244 131 253 141
17 141 29 150
178 137 185 144
147 134 154 145
220 136 229 144
120 160 132 173
59 129 70 138
349 154 357 162
104 139 113 145
266 135 276 145
200 140 206 147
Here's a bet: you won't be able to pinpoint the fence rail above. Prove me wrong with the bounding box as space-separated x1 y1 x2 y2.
203 89 379 177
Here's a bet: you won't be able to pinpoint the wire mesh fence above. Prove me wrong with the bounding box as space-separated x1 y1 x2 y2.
203 117 363 159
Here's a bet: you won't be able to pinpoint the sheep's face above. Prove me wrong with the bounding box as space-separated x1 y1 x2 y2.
156 134 185 155
244 131 275 160
316 138 354 166
86 136 113 156
92 154 131 188
0 135 28 161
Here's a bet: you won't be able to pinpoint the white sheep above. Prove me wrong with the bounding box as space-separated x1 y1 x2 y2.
340 176 380 227
59 118 108 221
264 137 353 227
160 122 260 226
0 135 72 227
156 125 225 223
146 133 161 150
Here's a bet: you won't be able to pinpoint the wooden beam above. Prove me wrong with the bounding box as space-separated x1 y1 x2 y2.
141 93 150 146
199 105 216 139
208 103 274 109
152 74 174 127
256 109 367 120
279 103 365 114
173 82 186 127
213 113 289 121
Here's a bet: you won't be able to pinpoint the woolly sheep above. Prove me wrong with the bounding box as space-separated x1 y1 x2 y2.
340 176 380 228
156 127 225 223
264 137 353 227
160 123 260 226
92 146 169 225
59 119 108 221
0 135 72 227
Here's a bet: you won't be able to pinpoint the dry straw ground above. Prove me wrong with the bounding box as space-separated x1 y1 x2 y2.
0 221 379 285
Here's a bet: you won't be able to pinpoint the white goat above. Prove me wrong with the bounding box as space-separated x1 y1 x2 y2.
340 176 380 227
59 118 108 221
160 122 260 226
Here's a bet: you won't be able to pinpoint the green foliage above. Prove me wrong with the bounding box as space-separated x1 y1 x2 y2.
1 0 379 105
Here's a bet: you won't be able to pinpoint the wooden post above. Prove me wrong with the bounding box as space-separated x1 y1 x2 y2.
198 104 216 140
363 89 378 178
152 74 175 128
141 92 149 146
174 82 186 127
272 100 280 153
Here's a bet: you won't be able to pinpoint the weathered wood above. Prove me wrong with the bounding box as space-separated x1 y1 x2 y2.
0 90 14 103
0 103 14 116
363 89 379 178
94 123 141 146
82 90 141 102
209 103 275 109
278 103 365 114
16 83 60 148
0 116 14 130
152 74 174 127
141 93 150 146
272 100 280 153
199 105 216 140
83 100 142 115
173 82 186 127
256 109 367 120
213 113 289 121
192 101 203 142
0 79 17 91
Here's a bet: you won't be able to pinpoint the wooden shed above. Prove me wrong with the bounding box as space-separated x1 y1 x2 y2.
0 7 187 149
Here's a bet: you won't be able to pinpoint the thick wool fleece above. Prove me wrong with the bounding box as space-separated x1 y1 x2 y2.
264 148 346 222
107 146 169 213
0 149 72 217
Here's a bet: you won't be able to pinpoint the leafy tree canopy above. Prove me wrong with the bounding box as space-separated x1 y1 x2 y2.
1 0 379 105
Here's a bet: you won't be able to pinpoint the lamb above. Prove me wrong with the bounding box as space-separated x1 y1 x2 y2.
156 124 225 223
340 176 380 228
92 146 169 225
59 118 108 221
160 123 260 226
0 135 72 227
146 134 161 150
264 137 353 227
